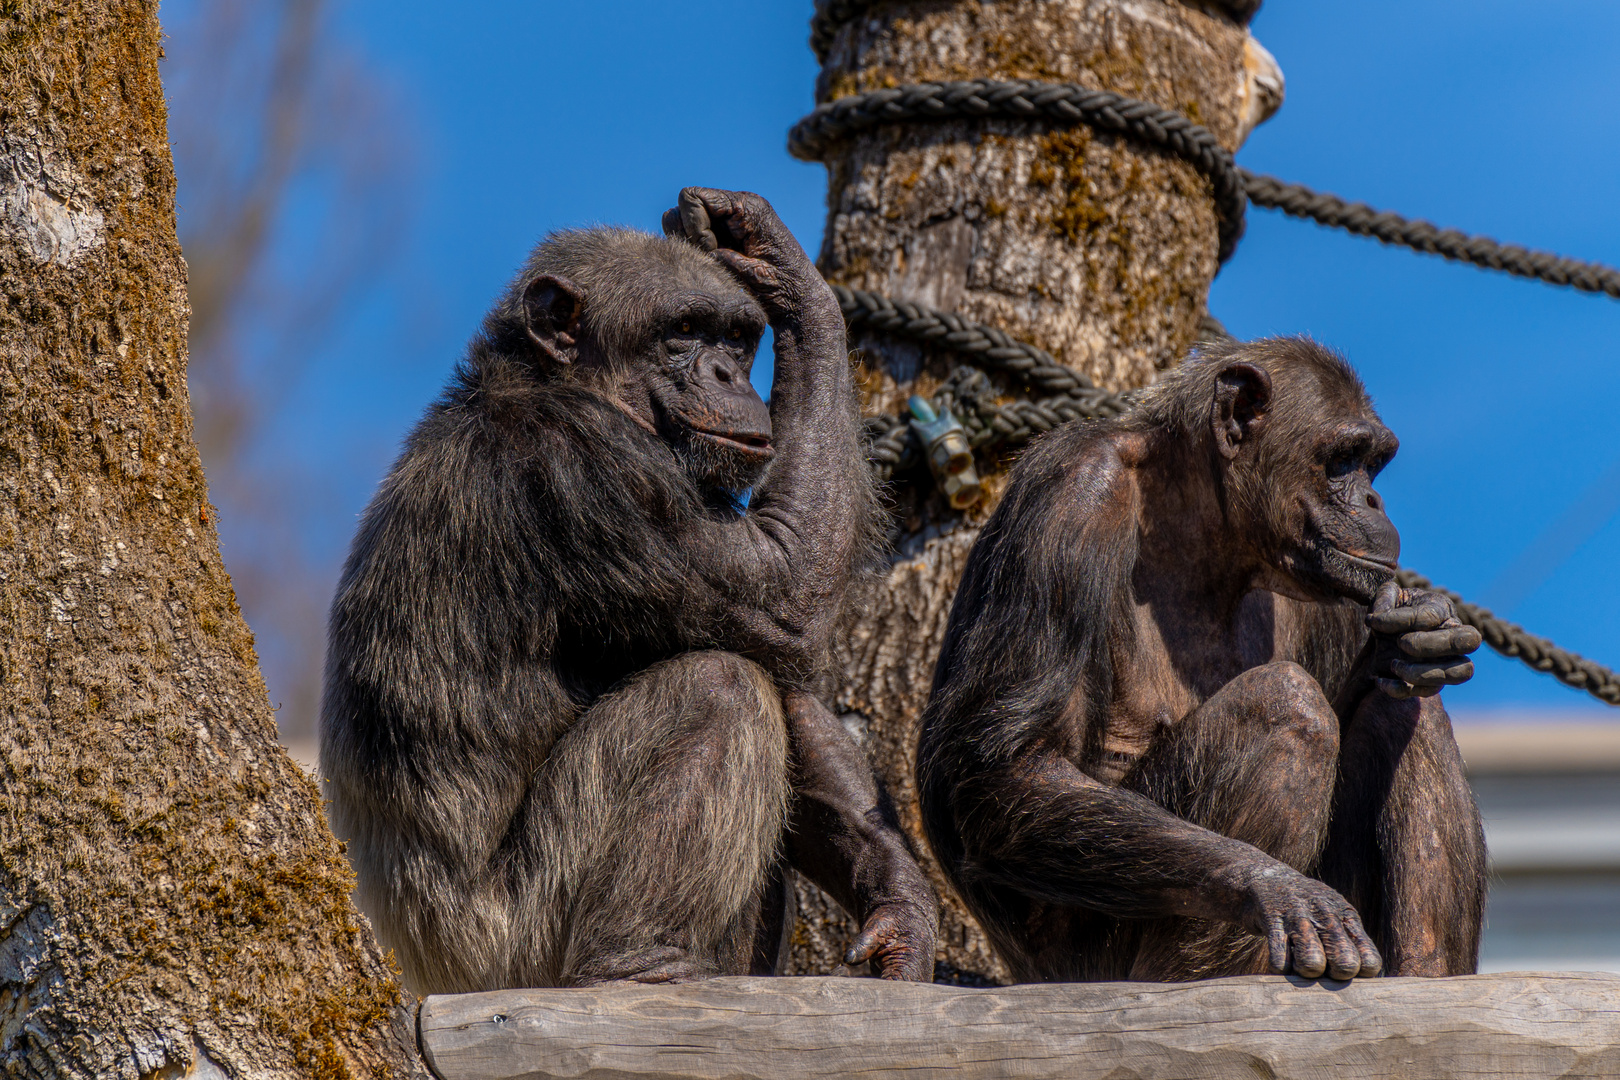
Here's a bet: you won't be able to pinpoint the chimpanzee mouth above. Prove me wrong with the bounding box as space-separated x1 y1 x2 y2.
1318 546 1399 605
689 428 775 459
1332 549 1398 573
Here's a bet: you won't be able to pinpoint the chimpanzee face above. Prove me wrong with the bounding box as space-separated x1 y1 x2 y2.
1288 418 1402 604
519 241 775 495
1213 358 1403 606
647 287 773 493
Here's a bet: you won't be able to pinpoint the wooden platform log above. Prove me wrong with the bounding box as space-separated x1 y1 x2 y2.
419 972 1620 1080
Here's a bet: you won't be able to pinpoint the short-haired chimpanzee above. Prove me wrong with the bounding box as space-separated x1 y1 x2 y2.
321 188 936 993
918 337 1486 983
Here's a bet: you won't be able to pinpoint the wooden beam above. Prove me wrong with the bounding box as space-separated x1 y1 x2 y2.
419 972 1620 1080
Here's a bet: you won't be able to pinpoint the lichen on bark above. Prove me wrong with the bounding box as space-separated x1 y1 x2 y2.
0 3 424 1076
785 0 1276 981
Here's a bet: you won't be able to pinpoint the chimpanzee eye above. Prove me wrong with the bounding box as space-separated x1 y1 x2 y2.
728 328 742 340
680 320 692 334
1326 456 1356 479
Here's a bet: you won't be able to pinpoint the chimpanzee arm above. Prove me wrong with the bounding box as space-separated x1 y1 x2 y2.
956 751 1298 918
666 189 870 677
780 692 936 981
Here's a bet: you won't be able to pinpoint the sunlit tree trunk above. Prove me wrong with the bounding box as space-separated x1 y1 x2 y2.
0 3 423 1075
787 0 1282 981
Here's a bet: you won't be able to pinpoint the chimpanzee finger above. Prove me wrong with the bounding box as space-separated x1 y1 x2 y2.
1375 676 1420 699
1266 918 1289 974
845 919 888 967
1347 915 1383 977
671 189 720 252
1369 579 1401 618
710 248 781 292
1287 915 1328 979
1321 915 1362 981
1387 656 1474 686
1354 939 1380 977
1366 591 1453 635
1398 625 1482 658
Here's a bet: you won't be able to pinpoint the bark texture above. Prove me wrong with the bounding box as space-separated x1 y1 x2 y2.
0 4 424 1077
420 973 1620 1080
785 0 1275 981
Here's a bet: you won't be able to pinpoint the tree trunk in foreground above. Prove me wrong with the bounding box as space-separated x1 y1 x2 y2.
0 4 423 1077
786 0 1281 981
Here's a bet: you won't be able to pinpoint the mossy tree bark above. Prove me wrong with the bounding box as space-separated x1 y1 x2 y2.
0 4 424 1076
785 0 1282 981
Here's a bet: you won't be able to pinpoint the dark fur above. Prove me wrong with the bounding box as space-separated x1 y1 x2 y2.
321 196 933 993
919 337 1486 983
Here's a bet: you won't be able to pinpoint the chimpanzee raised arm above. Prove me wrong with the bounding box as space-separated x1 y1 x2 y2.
320 188 934 993
918 337 1485 983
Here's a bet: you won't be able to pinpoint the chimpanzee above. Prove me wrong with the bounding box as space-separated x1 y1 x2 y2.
320 188 936 993
918 337 1486 983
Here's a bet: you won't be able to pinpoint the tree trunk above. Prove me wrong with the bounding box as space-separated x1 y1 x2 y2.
0 4 424 1076
786 0 1280 981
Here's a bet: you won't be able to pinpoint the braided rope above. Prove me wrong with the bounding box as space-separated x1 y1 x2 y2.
789 80 1247 261
835 284 1094 394
861 369 1135 482
1396 570 1620 707
1242 170 1620 300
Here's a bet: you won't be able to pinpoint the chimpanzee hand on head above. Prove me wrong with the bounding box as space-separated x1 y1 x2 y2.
1366 582 1482 698
662 187 839 329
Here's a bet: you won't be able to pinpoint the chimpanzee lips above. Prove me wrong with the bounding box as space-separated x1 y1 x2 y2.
1317 545 1399 605
689 427 775 459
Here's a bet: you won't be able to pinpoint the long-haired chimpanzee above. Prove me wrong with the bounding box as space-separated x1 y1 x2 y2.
321 188 936 993
918 337 1486 983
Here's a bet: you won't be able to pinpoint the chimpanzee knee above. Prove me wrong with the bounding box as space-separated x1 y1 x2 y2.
1233 661 1339 766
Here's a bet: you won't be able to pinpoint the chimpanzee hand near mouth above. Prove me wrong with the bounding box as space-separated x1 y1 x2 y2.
1366 580 1481 698
662 187 839 328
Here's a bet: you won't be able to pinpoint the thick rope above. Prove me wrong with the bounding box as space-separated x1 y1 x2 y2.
791 81 1620 297
1396 570 1620 706
836 284 1094 394
1242 170 1620 300
789 80 1247 261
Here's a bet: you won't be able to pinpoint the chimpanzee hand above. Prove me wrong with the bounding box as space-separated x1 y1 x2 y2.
661 187 839 329
1237 864 1383 980
846 899 936 982
1365 581 1481 699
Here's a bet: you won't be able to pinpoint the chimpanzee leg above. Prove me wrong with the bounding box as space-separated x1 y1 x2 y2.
1119 661 1340 980
1318 691 1485 975
505 650 789 987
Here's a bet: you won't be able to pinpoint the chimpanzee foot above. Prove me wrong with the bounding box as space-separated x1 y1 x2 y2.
574 946 720 986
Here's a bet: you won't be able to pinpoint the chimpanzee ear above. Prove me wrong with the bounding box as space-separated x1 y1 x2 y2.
1211 361 1273 460
522 274 585 365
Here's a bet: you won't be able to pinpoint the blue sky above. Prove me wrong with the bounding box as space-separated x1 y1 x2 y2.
179 1 1620 718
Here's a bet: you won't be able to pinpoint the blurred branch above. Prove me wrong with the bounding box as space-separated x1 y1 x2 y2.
164 0 416 739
